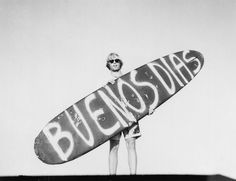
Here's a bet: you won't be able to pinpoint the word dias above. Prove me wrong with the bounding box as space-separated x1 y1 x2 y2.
42 50 203 162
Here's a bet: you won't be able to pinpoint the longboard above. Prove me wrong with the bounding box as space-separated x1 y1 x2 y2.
34 50 204 164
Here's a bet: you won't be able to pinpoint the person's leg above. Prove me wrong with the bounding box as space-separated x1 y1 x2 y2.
109 135 121 175
125 137 137 175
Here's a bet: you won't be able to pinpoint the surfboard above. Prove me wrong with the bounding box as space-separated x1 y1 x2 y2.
34 50 204 164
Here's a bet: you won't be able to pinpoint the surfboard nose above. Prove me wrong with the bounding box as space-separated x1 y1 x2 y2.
34 133 64 165
191 50 204 66
186 50 204 76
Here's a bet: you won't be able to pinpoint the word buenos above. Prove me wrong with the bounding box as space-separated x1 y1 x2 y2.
42 50 202 162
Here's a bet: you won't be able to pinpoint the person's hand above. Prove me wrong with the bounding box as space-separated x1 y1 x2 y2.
108 79 115 84
127 112 136 126
121 97 129 106
148 108 155 115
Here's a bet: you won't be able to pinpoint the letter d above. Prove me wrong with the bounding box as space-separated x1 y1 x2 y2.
43 122 74 162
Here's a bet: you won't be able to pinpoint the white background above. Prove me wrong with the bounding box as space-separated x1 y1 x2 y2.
0 0 236 178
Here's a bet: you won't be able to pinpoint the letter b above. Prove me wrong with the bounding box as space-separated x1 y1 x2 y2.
43 122 74 162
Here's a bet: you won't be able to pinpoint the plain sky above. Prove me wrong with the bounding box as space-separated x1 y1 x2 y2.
0 0 236 178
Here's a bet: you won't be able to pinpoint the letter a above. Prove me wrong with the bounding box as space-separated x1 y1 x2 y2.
43 122 74 162
169 54 194 84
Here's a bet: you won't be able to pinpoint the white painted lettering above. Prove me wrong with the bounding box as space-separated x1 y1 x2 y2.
169 54 194 84
183 50 202 75
104 85 137 123
160 57 184 87
65 105 94 147
43 122 74 161
85 93 123 136
147 62 176 95
117 79 146 113
130 70 159 110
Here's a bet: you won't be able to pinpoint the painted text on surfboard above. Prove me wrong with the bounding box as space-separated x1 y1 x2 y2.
42 50 202 162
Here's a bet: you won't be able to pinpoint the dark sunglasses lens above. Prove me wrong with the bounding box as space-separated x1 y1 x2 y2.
109 59 120 63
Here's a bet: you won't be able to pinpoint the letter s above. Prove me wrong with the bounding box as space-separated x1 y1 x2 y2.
183 50 202 75
130 70 159 111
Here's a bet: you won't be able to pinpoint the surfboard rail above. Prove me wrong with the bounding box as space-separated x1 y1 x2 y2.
34 50 204 164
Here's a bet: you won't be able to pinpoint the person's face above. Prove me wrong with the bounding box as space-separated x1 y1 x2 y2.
109 59 121 72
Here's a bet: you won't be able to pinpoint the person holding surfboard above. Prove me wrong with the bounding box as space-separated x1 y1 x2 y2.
106 53 154 175
34 50 204 166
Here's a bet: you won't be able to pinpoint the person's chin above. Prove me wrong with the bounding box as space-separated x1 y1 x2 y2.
112 68 120 72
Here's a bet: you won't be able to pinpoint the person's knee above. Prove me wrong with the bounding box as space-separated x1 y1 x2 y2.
126 138 136 150
110 140 120 153
111 144 119 153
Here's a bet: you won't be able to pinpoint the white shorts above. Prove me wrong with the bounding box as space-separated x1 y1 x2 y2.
111 122 141 140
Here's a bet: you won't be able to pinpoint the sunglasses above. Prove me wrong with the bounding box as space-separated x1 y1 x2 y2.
109 59 120 63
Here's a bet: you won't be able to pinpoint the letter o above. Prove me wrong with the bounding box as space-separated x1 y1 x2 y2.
117 79 146 113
